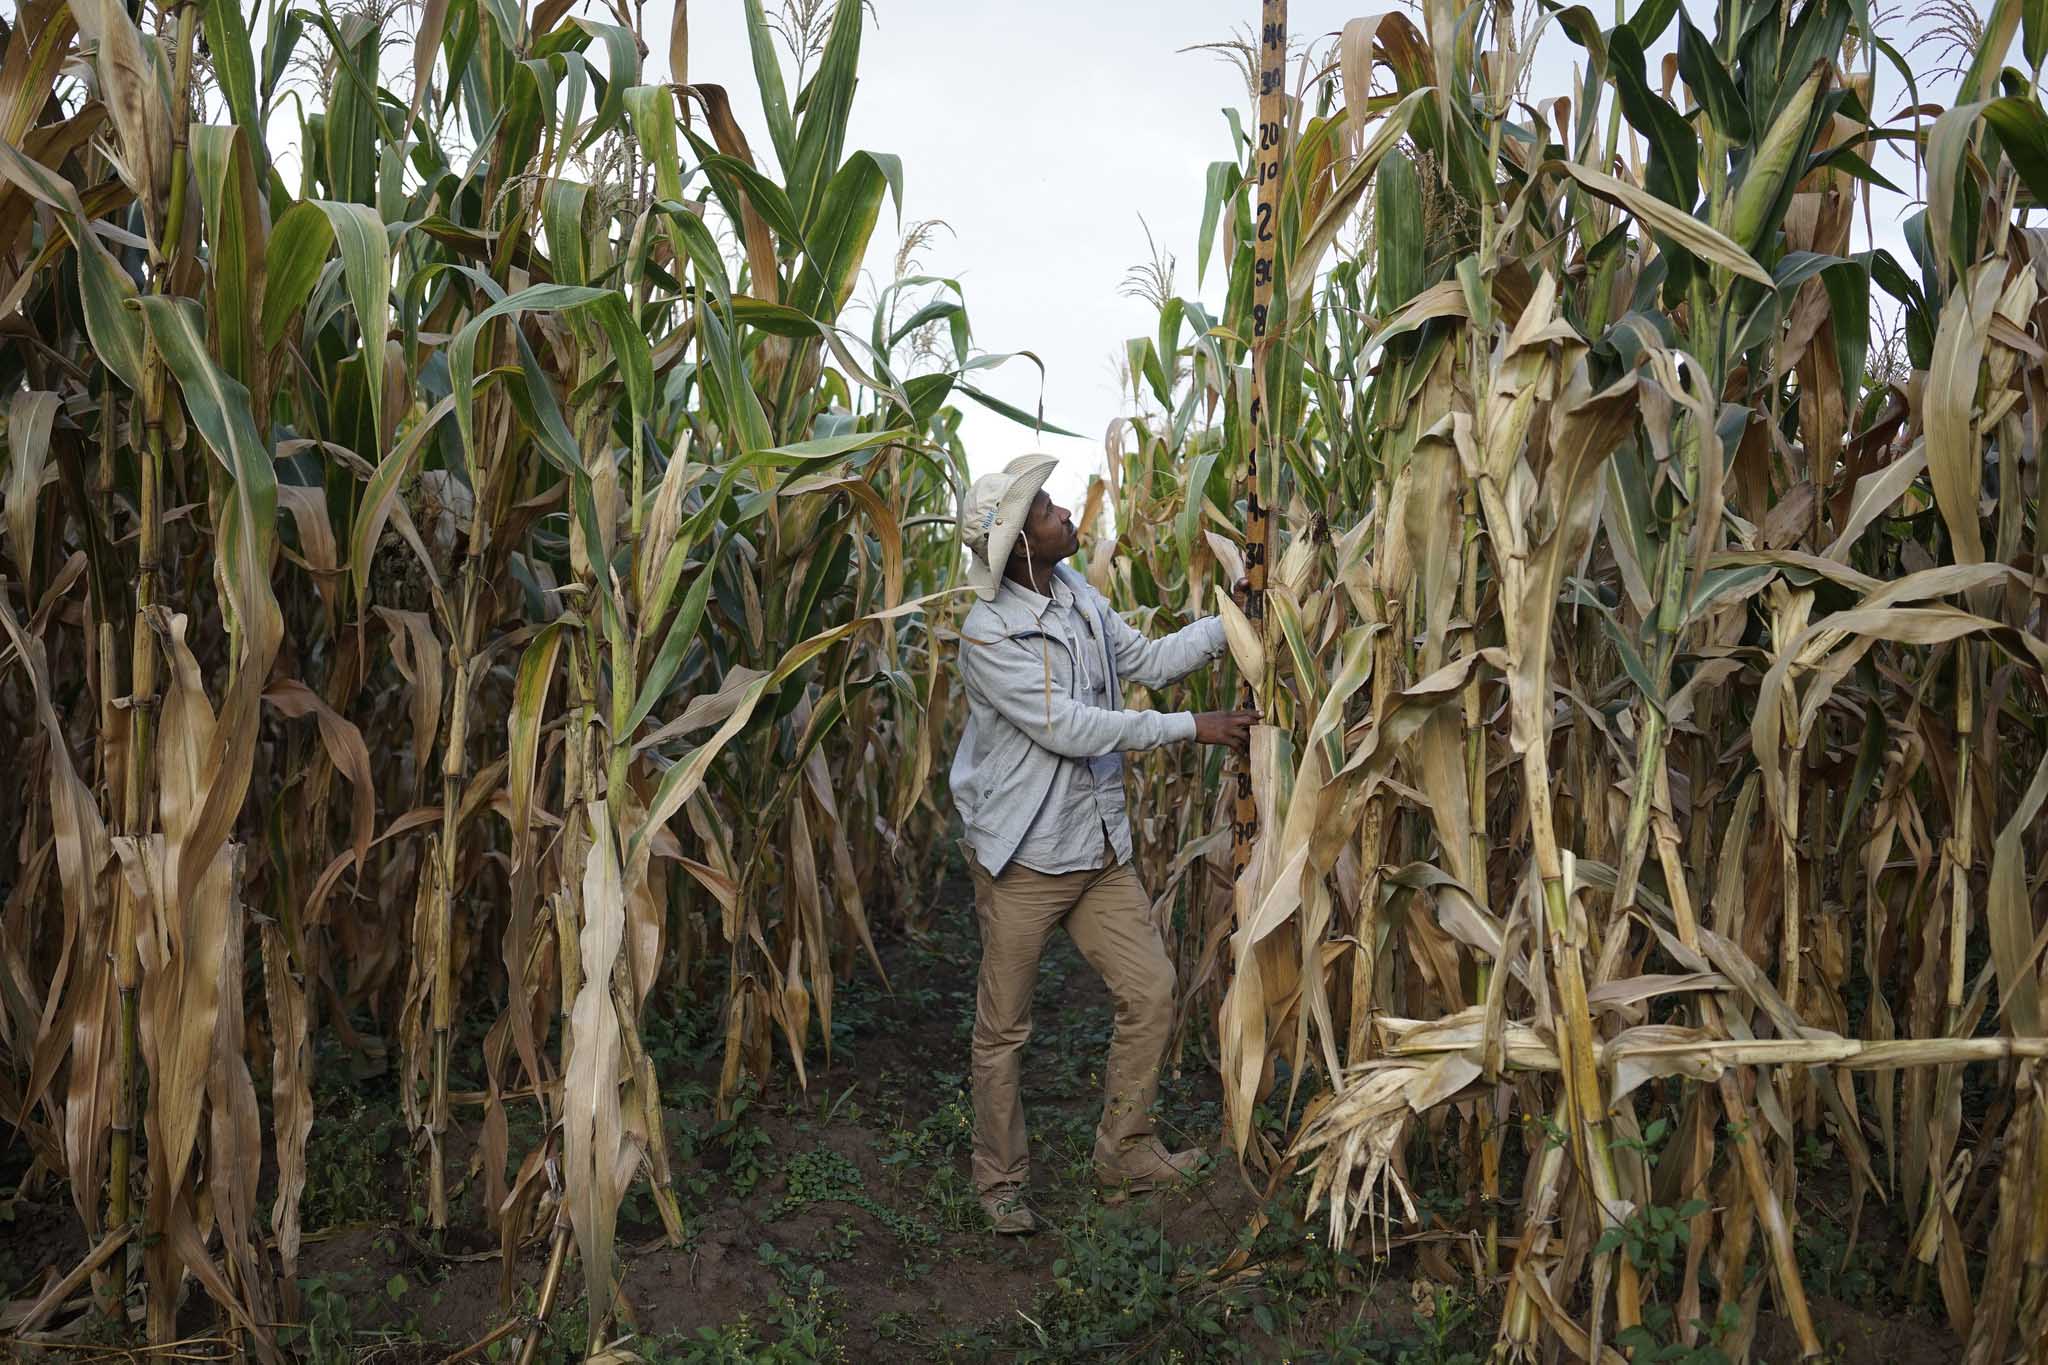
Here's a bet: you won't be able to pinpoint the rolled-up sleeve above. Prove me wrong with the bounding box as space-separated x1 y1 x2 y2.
960 634 1195 758
1104 610 1227 690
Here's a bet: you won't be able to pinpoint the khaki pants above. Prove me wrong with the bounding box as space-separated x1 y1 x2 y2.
965 852 1174 1194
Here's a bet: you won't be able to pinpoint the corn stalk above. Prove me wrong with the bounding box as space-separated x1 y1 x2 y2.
1108 0 2048 1357
0 0 1026 1350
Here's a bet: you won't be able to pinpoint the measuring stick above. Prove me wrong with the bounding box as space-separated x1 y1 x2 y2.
1230 0 1286 877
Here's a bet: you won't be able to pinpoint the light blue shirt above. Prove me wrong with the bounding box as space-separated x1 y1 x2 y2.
950 565 1227 878
1007 575 1133 873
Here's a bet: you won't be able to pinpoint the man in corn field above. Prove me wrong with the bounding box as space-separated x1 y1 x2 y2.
952 453 1257 1235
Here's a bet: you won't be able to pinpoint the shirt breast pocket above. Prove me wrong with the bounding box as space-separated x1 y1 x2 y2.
1030 641 1078 698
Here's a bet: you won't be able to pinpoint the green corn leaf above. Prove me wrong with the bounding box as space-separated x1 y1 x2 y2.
1623 0 1682 44
626 539 725 736
732 296 829 337
1982 95 2048 208
573 18 641 151
349 396 458 612
694 307 776 455
658 199 735 312
0 139 144 389
1156 298 1184 376
1804 143 1905 196
1271 591 1323 699
317 200 395 449
1927 100 1990 280
1375 148 1425 313
886 299 963 351
678 429 912 552
625 86 683 203
263 4 307 102
448 283 612 476
1287 88 1431 308
1603 448 1657 618
1197 160 1240 287
479 0 522 48
263 201 336 348
1608 25 1700 212
786 0 865 232
696 151 807 247
200 0 261 139
1127 336 1170 411
1959 0 2023 102
625 588 959 875
955 384 1082 439
590 293 654 428
1176 450 1221 567
742 0 796 170
1821 262 1870 413
189 126 267 392
786 151 889 325
1676 9 1749 144
320 13 383 204
136 295 277 606
509 619 569 879
901 373 954 427
543 180 591 285
405 0 452 128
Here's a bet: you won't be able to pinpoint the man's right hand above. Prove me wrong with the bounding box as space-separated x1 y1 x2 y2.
1193 709 1258 755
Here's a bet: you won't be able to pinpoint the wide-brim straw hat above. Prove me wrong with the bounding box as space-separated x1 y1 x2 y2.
960 453 1059 600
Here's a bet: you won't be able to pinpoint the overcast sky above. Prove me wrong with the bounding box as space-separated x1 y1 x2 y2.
635 1 1973 512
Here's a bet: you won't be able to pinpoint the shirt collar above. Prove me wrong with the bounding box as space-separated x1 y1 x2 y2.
996 570 1074 622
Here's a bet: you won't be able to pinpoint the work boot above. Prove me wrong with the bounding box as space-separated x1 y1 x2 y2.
980 1187 1040 1235
1095 1136 1206 1195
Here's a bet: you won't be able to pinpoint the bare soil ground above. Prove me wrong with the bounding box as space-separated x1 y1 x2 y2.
1 875 1967 1363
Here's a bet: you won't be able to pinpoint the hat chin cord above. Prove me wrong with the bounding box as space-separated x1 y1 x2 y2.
1010 537 1056 729
1010 535 1046 592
